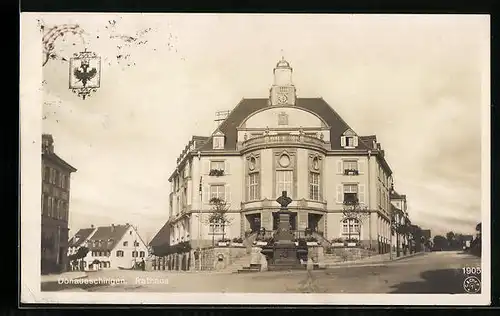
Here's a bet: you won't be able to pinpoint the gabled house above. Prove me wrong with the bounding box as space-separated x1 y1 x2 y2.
68 223 149 271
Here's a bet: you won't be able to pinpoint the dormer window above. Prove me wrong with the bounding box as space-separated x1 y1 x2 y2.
212 131 225 150
341 129 358 149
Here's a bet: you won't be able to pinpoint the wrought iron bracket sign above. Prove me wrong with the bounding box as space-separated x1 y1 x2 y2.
69 50 101 100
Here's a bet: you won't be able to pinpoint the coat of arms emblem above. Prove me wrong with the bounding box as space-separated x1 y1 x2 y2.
69 50 101 100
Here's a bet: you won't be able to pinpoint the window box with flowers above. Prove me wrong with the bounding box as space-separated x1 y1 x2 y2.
345 238 359 247
344 169 359 176
331 238 345 247
217 239 231 247
209 169 225 177
306 236 319 246
294 238 307 247
231 237 244 247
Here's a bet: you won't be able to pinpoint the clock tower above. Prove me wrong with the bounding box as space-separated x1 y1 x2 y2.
269 57 296 106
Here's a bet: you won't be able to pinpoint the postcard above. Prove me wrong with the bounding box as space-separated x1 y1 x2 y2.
20 13 490 305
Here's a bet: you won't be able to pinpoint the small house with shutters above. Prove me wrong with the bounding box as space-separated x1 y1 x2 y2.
67 223 149 271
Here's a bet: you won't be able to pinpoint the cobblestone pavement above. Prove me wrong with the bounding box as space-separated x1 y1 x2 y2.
41 251 481 294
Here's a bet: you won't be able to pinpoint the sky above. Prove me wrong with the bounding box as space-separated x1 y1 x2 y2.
39 14 489 241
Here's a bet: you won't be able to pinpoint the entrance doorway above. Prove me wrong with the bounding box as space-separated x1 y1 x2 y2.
308 213 322 232
272 212 297 230
246 214 261 232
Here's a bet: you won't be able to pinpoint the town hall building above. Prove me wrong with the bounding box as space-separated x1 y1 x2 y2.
163 58 395 254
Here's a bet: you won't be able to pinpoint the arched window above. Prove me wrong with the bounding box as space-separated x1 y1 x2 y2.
342 218 361 240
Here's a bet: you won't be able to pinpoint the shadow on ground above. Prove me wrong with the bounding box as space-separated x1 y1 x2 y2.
389 269 481 294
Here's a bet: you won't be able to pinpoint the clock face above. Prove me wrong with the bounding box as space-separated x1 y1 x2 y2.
277 93 288 104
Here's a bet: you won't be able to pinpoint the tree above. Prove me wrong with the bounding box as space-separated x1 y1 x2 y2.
341 197 369 244
433 235 447 250
207 197 233 245
390 206 405 257
446 231 456 250
409 224 423 252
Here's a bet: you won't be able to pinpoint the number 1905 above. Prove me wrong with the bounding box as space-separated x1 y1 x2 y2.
462 267 481 275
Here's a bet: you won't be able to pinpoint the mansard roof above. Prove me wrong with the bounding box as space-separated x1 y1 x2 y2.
199 97 374 151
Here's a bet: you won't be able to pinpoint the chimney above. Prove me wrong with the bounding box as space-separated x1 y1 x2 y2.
42 134 54 154
111 224 115 232
91 224 94 229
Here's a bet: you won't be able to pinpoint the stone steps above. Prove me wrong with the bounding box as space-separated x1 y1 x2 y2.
237 263 261 273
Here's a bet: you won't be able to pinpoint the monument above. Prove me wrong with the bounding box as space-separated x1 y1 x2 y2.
267 191 306 271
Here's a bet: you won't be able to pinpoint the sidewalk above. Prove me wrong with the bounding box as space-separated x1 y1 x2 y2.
324 251 425 268
41 271 88 283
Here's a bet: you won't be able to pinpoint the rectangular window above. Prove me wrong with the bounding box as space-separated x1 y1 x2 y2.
309 172 320 201
343 160 358 172
47 197 53 217
276 170 293 198
342 219 360 238
210 161 225 171
346 136 355 147
42 194 48 216
43 166 50 182
213 137 224 149
54 199 59 219
123 241 128 246
210 185 226 201
343 184 358 204
249 173 259 200
132 251 138 257
209 219 223 234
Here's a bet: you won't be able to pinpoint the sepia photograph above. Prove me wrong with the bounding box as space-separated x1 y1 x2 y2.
20 13 490 305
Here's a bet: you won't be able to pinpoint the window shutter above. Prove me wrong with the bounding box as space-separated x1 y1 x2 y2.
203 160 210 175
203 185 209 203
353 136 358 147
337 160 343 174
336 184 343 203
359 160 365 174
359 184 366 204
340 136 346 147
225 184 231 204
225 160 230 174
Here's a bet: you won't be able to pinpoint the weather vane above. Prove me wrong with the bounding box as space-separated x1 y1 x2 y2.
69 49 101 100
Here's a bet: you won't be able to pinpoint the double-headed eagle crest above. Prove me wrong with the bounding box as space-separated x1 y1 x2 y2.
69 50 101 100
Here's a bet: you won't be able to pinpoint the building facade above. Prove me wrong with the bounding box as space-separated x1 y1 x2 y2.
389 185 410 253
165 58 395 253
67 224 149 271
41 134 77 274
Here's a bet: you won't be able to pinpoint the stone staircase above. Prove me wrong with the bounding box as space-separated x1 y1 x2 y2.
237 263 262 273
217 233 258 273
311 231 332 249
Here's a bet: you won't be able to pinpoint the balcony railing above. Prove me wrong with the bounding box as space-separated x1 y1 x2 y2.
240 134 327 150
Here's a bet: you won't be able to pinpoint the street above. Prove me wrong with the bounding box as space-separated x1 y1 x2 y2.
42 251 482 294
